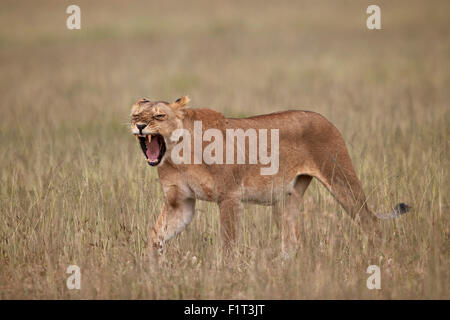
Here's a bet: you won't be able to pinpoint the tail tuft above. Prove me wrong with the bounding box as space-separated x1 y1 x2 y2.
393 203 410 215
375 202 411 219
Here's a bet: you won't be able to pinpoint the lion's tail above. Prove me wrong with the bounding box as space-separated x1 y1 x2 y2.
374 203 411 219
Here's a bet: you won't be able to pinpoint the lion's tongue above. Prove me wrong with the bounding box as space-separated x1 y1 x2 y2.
146 137 160 161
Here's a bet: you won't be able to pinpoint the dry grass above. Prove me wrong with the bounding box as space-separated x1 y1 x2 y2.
0 0 448 299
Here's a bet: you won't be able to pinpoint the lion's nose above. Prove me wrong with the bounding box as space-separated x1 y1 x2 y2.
136 123 147 134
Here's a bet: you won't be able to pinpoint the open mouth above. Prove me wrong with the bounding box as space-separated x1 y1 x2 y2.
135 134 166 166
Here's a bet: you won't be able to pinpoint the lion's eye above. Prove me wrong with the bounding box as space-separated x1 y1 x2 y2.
154 114 166 120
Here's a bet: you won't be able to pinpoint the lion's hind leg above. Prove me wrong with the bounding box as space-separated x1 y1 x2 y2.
273 175 312 255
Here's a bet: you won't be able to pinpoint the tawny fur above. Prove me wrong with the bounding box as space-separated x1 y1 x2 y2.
130 96 408 254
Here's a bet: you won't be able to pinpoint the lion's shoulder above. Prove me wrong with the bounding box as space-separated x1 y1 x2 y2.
185 108 225 121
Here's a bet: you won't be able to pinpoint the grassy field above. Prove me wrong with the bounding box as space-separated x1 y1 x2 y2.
0 0 448 299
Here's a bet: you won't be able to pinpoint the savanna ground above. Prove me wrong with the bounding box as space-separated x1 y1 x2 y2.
0 0 448 299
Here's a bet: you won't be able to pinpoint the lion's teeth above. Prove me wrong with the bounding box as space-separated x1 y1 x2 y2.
135 135 139 141
147 135 152 143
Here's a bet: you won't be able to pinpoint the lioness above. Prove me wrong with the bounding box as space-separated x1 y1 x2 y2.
130 96 409 254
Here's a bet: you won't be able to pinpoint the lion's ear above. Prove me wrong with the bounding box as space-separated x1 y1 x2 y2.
172 96 190 109
139 97 150 103
131 98 150 114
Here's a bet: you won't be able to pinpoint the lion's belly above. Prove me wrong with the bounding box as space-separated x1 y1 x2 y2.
188 174 298 205
189 181 292 205
183 166 300 205
240 176 298 205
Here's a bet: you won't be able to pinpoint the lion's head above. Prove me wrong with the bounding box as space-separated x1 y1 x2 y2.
130 96 189 166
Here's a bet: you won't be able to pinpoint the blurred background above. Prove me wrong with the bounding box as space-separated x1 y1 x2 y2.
0 0 448 299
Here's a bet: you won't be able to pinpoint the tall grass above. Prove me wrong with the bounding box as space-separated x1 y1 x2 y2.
0 0 448 299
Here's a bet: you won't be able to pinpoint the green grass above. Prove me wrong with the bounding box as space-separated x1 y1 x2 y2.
0 0 448 299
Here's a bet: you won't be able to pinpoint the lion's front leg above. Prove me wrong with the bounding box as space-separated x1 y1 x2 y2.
150 198 196 254
218 198 242 254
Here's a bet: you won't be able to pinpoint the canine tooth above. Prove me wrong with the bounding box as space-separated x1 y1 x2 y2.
135 135 139 141
147 135 152 142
